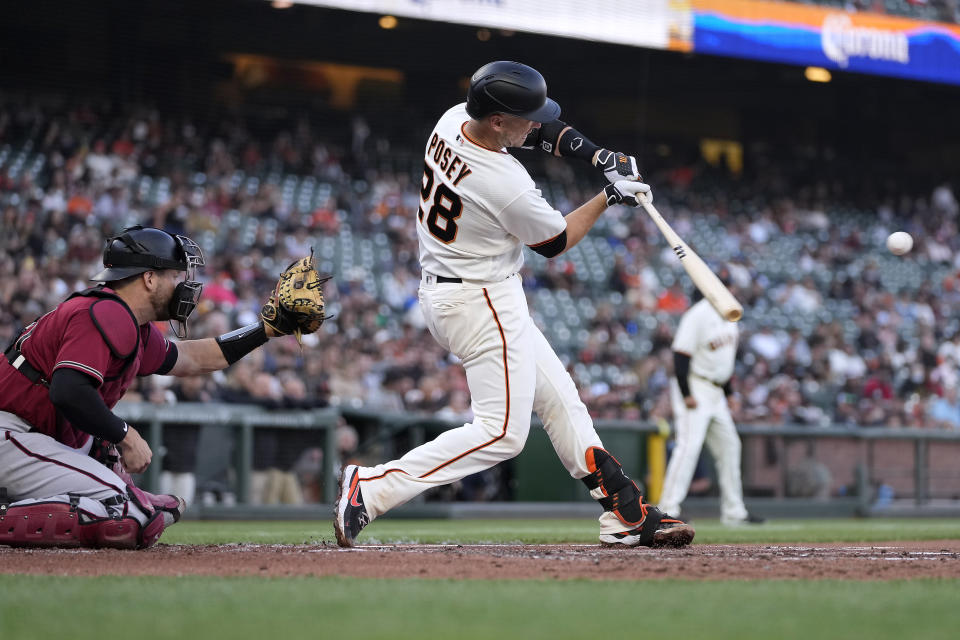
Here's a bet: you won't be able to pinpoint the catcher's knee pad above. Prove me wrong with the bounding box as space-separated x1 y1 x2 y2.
0 495 165 550
0 500 87 548
582 447 647 527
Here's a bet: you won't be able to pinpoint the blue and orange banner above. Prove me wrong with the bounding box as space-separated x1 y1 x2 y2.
692 0 960 85
295 1 960 85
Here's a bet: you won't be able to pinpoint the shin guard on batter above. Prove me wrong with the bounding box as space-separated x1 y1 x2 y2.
582 447 648 527
582 447 694 547
0 493 165 550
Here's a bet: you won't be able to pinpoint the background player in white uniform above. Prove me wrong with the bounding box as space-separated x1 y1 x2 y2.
658 284 762 525
335 61 694 548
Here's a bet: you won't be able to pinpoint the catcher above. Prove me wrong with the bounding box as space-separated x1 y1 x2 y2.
0 226 328 549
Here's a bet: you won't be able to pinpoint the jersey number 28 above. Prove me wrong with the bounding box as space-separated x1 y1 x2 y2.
419 162 463 244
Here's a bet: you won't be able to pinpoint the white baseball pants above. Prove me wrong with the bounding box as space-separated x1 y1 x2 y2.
357 274 628 534
658 377 748 521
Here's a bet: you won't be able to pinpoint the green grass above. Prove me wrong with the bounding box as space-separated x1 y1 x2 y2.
5 520 960 639
159 517 960 546
1 575 958 640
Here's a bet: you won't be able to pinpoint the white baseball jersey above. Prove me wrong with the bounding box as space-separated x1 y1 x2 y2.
352 103 633 540
417 103 567 282
659 297 748 523
671 298 738 384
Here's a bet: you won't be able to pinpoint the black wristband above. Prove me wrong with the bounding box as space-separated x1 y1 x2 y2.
216 322 269 365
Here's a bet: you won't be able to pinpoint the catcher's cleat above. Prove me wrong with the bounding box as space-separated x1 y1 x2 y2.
152 494 187 528
334 465 369 548
599 505 695 548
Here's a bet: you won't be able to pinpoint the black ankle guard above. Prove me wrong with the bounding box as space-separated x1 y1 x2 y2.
629 507 666 546
582 447 647 526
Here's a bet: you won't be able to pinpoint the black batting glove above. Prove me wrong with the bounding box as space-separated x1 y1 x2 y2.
604 180 653 207
594 149 642 183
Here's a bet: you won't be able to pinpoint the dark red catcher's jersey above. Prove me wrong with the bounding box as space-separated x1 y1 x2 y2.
0 287 174 448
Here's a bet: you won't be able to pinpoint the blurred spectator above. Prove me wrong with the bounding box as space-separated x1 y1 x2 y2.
928 387 960 430
1 93 959 465
291 447 324 503
656 282 688 314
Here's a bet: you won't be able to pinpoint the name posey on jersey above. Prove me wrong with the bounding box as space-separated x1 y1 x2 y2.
426 133 473 186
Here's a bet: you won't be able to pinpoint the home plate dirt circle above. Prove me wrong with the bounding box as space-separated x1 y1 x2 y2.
2 541 959 580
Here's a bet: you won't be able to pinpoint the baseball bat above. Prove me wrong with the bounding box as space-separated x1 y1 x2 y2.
637 194 743 322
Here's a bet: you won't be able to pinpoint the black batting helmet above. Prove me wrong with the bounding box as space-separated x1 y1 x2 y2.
466 61 561 123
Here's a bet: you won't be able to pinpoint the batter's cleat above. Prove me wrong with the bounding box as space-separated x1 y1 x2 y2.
721 512 766 526
599 505 695 548
334 465 369 548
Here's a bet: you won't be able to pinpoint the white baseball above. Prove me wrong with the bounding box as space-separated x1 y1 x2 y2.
886 231 913 255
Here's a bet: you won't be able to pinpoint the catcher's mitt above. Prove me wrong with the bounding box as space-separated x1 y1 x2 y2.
261 248 331 345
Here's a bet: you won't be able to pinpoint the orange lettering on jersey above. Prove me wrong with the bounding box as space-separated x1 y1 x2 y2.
445 156 462 180
708 333 736 350
428 133 439 155
453 164 472 186
433 139 446 163
440 148 452 171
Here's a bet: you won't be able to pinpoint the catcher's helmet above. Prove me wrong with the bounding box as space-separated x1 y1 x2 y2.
91 226 205 338
466 61 561 123
91 226 203 282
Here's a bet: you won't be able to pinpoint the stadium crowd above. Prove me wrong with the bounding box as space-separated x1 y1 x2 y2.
814 0 960 24
2 96 960 501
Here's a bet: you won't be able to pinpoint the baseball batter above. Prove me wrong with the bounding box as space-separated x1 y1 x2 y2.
0 226 326 549
335 61 694 548
657 288 761 525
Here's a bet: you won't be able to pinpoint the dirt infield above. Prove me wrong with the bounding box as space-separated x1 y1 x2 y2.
3 540 960 580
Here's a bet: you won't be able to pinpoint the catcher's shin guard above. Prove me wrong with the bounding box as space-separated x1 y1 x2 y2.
0 500 87 548
0 496 165 550
582 447 647 527
90 445 187 527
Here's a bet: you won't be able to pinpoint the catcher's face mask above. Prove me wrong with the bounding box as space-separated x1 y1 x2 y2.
167 234 205 339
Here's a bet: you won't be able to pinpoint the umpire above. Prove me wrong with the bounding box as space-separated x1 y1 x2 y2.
0 226 305 549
